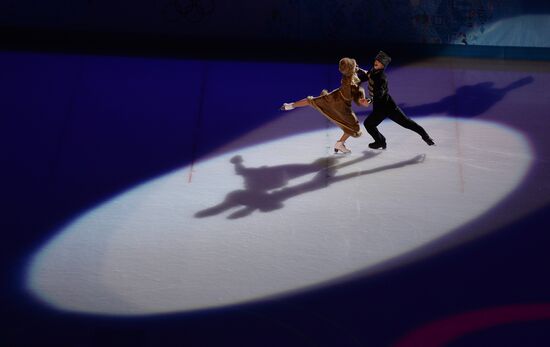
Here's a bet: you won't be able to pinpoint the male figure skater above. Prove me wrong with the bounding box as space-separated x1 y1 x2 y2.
356 51 434 149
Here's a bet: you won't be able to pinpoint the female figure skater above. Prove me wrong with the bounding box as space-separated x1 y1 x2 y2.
280 57 371 153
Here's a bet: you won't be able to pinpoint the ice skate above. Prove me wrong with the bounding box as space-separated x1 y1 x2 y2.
368 141 386 149
334 141 351 154
423 137 435 146
280 103 294 111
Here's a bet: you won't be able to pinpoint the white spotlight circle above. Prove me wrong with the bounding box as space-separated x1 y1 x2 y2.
27 116 532 316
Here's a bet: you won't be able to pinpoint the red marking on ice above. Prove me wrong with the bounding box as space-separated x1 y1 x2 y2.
393 303 550 347
455 119 465 193
187 161 195 183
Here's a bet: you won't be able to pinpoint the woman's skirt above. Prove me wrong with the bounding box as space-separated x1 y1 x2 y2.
307 89 362 137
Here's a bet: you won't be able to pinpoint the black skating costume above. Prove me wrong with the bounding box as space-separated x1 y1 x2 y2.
356 51 434 149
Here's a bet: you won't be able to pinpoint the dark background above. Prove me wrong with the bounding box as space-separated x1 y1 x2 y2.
2 0 550 61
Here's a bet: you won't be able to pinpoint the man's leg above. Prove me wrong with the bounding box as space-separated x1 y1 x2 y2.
363 109 387 148
388 106 434 145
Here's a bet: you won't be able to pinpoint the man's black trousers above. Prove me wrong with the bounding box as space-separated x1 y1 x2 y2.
363 97 429 144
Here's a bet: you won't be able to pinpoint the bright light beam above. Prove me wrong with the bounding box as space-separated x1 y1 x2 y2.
27 116 532 316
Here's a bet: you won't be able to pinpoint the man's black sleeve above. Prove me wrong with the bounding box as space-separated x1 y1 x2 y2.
356 67 369 83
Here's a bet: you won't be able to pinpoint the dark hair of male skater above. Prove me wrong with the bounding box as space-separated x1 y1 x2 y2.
356 51 435 149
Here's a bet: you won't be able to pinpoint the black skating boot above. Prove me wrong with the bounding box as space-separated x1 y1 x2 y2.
422 137 435 146
368 141 387 149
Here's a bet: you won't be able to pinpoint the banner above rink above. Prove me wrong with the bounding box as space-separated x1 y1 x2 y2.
1 0 548 48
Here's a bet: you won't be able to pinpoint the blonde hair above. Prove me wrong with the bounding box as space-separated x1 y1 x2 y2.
339 57 361 85
338 57 356 76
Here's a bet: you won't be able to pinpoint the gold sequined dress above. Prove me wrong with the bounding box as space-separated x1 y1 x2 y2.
306 74 365 137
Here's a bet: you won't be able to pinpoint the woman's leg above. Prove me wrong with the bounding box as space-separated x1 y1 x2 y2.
292 98 310 107
334 132 352 153
281 98 309 110
338 133 351 143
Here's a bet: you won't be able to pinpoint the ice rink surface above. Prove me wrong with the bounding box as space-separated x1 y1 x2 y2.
3 52 550 346
29 116 533 315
